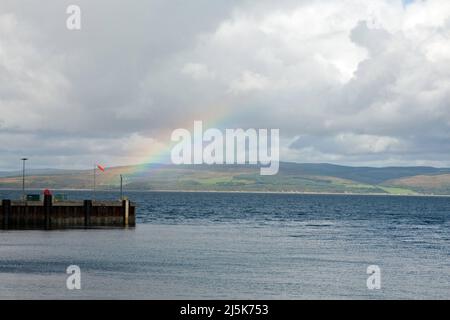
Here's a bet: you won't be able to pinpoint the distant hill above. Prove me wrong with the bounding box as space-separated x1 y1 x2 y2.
279 163 450 184
2 162 450 195
0 169 81 178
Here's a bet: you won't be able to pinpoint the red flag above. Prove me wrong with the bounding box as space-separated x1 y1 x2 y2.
97 164 105 172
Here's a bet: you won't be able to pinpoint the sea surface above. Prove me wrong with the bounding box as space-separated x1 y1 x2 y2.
0 190 449 299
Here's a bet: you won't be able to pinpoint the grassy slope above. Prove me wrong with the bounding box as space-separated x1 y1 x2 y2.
383 174 450 194
0 163 425 195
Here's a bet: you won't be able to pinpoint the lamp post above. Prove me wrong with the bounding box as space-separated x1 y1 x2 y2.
21 158 28 201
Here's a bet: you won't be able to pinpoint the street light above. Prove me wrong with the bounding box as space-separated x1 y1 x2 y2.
21 158 28 201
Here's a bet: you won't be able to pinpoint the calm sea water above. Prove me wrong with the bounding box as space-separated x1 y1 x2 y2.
0 190 449 299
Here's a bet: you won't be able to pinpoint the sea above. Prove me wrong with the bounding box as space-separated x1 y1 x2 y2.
0 190 449 299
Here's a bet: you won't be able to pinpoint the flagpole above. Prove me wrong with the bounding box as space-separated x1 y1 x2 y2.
93 164 96 200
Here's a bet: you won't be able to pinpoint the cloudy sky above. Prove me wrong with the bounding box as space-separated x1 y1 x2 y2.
1 0 450 170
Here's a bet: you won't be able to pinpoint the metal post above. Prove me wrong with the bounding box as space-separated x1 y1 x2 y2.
44 194 52 230
83 200 92 227
122 199 129 227
2 199 11 229
21 158 28 201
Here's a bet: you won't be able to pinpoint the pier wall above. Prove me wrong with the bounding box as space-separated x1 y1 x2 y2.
0 195 135 230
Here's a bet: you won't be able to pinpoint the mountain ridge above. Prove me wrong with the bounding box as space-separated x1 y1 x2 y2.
2 162 450 195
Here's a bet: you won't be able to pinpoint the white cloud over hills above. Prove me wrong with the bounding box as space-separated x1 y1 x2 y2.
1 0 450 169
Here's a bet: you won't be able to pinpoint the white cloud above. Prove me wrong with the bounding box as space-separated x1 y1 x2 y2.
181 63 215 80
1 0 450 169
0 13 71 132
229 70 269 93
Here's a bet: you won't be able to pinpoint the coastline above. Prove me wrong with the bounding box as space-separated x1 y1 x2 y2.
1 188 449 197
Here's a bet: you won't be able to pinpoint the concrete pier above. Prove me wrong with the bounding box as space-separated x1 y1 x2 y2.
0 195 135 230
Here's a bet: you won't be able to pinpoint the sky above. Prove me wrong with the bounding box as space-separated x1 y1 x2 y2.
1 0 450 170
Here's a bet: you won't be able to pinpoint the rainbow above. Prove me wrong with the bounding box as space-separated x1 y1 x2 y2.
99 106 233 185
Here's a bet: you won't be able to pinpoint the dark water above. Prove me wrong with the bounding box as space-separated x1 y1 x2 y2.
0 190 449 299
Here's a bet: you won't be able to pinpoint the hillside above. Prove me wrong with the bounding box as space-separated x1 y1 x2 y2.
2 162 450 195
384 174 450 194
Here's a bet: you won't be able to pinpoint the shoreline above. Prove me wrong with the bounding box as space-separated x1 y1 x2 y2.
1 188 450 197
